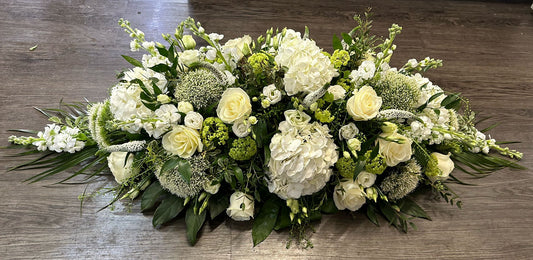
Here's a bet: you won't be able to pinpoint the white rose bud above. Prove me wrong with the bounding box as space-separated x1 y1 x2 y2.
184 111 204 130
177 101 194 114
248 116 258 125
182 35 196 49
232 119 251 138
378 132 413 167
216 88 252 124
226 191 254 221
157 94 171 104
107 152 139 184
356 171 376 188
339 123 359 140
428 152 455 182
381 122 398 134
333 178 367 211
347 138 361 154
346 85 382 121
162 125 203 158
327 85 346 100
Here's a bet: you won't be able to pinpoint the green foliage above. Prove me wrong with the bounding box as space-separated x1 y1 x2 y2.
141 181 167 212
185 206 207 246
252 198 280 246
153 195 185 227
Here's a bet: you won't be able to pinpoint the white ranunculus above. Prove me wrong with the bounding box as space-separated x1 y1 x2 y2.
226 191 254 221
177 101 194 114
428 152 454 182
333 178 367 211
327 85 346 100
232 119 250 138
161 125 203 158
356 171 376 188
283 110 311 128
346 85 382 121
263 84 282 104
107 152 139 184
216 88 252 124
184 111 203 130
339 123 359 140
378 132 413 167
179 49 200 66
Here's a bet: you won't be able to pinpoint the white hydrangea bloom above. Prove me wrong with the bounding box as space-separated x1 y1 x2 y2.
267 112 338 200
109 82 154 133
275 29 338 96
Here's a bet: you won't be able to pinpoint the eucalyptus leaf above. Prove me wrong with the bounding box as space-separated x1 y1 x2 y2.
153 195 185 227
252 198 280 246
161 157 181 173
185 207 206 246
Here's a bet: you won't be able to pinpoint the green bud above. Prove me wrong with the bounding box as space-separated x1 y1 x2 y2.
381 122 398 134
182 35 196 49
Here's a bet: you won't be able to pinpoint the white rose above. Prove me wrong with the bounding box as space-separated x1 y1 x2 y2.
283 110 311 128
162 125 203 158
226 191 254 221
333 178 367 211
346 86 382 121
178 50 200 66
356 171 376 188
339 123 359 140
203 181 221 195
177 101 194 114
216 88 252 124
428 152 454 182
107 152 138 184
378 132 413 167
232 119 250 138
327 85 346 100
347 138 361 153
184 111 203 130
262 84 282 104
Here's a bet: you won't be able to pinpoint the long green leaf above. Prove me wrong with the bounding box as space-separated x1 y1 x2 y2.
208 193 229 220
141 182 167 212
252 198 280 246
121 55 143 67
153 195 185 227
185 207 206 246
398 197 431 220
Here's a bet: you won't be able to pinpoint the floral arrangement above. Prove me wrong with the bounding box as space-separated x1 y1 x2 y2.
8 13 524 247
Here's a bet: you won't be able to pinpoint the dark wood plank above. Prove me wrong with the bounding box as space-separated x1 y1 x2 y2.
1 0 532 258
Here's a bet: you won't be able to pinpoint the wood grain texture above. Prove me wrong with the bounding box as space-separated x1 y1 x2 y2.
1 0 532 259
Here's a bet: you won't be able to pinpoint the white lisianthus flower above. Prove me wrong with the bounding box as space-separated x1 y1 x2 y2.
339 123 359 140
275 30 338 96
107 152 139 184
203 181 221 195
378 132 413 167
232 119 251 138
347 138 361 154
283 110 311 128
226 191 254 221
333 178 367 211
327 85 346 100
262 84 282 104
178 49 200 66
222 35 252 62
177 101 194 114
184 111 204 130
162 125 203 158
216 88 252 124
182 35 196 49
356 171 377 188
267 115 338 200
428 152 454 182
346 85 382 121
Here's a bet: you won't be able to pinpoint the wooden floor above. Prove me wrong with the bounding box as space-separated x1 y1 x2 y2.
1 0 532 259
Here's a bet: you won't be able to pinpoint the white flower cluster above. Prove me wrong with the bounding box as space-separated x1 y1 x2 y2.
349 60 376 85
32 124 85 153
267 111 338 200
275 29 338 96
409 107 458 145
109 82 153 133
414 74 445 108
143 105 182 139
